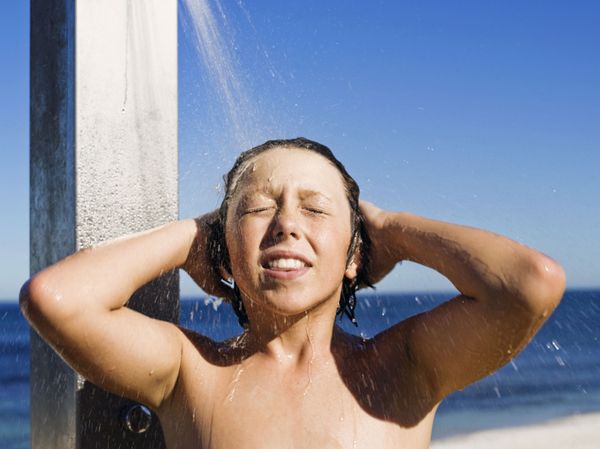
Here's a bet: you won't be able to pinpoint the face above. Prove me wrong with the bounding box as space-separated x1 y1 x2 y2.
224 148 358 321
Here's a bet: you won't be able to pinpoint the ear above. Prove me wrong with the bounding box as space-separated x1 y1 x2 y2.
345 253 359 280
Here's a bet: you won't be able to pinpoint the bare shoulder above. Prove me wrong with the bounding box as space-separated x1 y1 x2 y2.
327 327 439 429
369 318 437 405
170 327 249 391
160 327 247 416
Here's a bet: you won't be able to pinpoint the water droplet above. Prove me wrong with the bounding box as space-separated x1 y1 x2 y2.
204 295 223 311
226 366 245 402
303 313 315 396
546 340 561 351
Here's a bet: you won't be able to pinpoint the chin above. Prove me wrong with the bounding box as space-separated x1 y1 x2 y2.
249 288 338 318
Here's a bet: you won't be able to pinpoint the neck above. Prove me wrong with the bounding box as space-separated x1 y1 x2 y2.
242 298 342 367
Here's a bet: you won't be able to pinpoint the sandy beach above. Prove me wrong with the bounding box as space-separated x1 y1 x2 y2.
430 412 600 449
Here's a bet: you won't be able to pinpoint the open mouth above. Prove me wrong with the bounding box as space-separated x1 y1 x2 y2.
264 258 308 270
260 252 312 280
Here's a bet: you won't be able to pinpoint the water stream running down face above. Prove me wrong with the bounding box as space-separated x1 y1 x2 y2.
303 311 315 397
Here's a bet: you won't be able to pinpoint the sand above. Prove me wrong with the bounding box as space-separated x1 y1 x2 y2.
430 412 600 449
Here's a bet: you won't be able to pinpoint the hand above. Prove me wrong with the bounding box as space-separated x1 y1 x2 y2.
182 210 233 299
360 200 405 285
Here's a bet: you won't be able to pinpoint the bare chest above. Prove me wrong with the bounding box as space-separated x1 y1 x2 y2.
159 359 436 449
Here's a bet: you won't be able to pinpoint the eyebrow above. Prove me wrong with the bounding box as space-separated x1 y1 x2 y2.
237 187 333 202
297 189 333 202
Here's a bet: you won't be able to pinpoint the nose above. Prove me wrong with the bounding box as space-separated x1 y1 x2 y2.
270 207 301 241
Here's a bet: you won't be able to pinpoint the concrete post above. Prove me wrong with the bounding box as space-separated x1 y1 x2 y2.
30 1 178 448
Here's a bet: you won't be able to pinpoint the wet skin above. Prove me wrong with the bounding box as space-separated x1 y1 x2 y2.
20 147 566 449
160 149 438 448
158 326 437 449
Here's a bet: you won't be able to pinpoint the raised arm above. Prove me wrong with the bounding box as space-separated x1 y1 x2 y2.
362 201 566 403
20 219 200 409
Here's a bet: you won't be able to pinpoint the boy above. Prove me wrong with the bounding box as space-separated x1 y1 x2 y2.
21 138 565 448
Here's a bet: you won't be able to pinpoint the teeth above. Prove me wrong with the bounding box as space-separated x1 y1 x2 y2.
267 258 307 269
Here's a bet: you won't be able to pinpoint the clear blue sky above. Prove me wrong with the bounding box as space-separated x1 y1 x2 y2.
1 1 599 300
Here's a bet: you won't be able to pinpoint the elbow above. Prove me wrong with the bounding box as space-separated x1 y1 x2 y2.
19 272 74 327
20 274 50 324
517 254 566 317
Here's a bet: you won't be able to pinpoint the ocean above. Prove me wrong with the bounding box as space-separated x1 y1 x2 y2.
1 289 599 448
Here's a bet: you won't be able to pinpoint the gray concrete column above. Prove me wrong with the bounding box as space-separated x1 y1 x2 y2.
30 1 178 448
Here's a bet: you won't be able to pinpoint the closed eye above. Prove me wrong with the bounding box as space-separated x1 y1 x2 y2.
243 207 273 215
303 207 327 215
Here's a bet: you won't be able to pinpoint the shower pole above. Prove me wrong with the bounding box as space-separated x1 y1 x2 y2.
30 1 178 448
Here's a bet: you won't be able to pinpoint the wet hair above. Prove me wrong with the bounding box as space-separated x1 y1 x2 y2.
208 137 372 327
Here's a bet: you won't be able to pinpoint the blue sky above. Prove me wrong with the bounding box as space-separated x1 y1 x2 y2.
1 1 599 300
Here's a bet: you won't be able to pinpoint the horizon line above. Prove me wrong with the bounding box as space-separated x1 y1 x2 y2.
2 286 598 304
